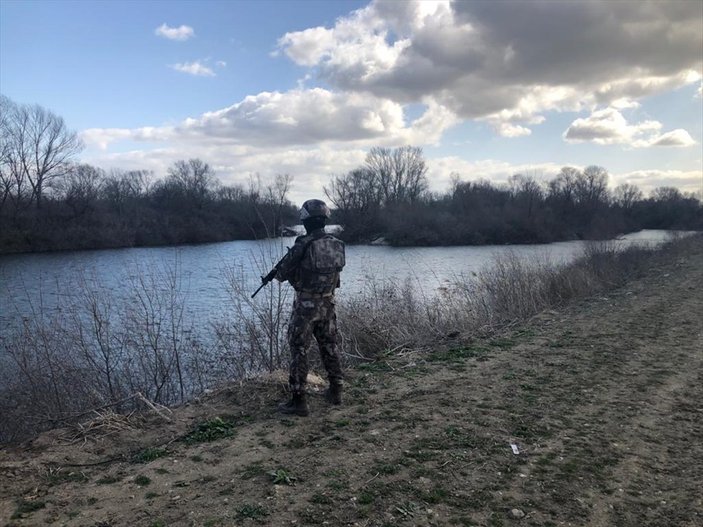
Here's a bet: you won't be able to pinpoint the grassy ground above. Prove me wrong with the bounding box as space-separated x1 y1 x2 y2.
1 238 702 527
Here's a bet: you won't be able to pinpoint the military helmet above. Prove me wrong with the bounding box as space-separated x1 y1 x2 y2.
299 199 331 221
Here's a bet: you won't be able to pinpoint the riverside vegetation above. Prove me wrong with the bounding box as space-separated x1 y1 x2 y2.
0 233 701 526
0 233 698 443
1 95 701 254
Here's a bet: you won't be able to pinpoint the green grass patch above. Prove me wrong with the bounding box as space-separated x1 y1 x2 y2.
133 447 169 463
310 492 334 505
236 503 269 520
358 491 375 505
145 492 159 500
371 461 401 475
427 346 489 363
419 486 450 504
358 361 392 373
46 468 89 485
11 500 46 519
184 417 236 444
269 468 297 485
96 474 122 485
328 479 349 491
241 461 267 480
135 475 151 486
488 337 516 349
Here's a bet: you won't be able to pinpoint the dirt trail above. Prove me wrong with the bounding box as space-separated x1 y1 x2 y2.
1 239 702 527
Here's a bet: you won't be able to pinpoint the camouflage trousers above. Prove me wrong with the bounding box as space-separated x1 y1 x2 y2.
287 295 343 395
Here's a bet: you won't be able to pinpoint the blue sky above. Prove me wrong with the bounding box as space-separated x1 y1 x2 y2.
2 0 702 202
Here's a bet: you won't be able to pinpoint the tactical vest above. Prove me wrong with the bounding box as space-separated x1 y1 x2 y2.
293 233 345 294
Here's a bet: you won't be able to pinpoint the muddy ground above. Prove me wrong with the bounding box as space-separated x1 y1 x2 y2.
1 238 702 527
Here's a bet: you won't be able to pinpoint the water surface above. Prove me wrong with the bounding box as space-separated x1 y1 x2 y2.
0 229 680 330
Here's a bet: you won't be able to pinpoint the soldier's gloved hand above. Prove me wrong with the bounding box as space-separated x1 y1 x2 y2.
262 268 278 283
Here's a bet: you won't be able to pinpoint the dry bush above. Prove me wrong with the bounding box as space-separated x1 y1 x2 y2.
211 249 291 379
0 261 209 442
2 233 698 442
336 235 701 364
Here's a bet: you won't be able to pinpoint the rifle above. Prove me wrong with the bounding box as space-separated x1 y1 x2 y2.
251 248 290 298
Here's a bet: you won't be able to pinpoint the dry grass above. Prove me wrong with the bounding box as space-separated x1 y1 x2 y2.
337 234 701 362
1 233 698 442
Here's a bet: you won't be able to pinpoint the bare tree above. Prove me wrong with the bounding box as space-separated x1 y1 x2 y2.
325 168 380 212
613 184 643 212
575 165 610 207
166 158 216 209
548 166 580 205
2 99 84 208
102 169 152 217
365 146 428 205
508 174 544 220
57 164 104 217
265 173 293 235
0 96 30 213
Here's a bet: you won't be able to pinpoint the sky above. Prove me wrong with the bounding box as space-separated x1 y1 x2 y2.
1 0 702 204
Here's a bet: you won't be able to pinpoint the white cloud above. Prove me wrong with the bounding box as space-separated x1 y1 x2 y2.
216 60 227 68
613 169 703 196
276 0 702 134
563 107 696 148
155 23 195 41
492 122 532 138
80 127 175 150
650 129 696 147
171 61 216 77
82 88 458 150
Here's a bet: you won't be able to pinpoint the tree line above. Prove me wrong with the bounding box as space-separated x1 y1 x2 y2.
1 95 701 253
325 146 703 245
0 96 297 253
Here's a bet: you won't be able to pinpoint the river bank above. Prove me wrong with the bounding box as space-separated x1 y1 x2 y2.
1 235 701 526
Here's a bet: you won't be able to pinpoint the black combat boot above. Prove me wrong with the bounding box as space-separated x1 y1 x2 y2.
324 382 343 405
277 393 309 416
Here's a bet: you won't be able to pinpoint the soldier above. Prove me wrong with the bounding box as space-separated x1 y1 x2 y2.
274 199 346 416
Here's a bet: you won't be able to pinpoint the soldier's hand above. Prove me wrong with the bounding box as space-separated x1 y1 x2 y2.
263 268 278 283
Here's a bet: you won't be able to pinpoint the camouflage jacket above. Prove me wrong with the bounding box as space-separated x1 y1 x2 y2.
275 228 343 295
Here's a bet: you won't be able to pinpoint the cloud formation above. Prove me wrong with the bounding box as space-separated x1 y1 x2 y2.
155 23 195 41
564 108 696 148
278 0 702 135
170 61 216 77
80 1 700 198
83 88 458 149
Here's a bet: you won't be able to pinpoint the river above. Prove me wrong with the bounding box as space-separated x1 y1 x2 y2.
0 229 681 332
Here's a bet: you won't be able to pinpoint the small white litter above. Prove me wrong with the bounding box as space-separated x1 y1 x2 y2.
510 443 520 455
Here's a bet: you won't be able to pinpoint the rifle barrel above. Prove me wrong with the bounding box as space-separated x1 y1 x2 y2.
251 281 267 298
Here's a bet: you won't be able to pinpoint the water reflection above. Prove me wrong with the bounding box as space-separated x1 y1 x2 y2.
0 230 683 329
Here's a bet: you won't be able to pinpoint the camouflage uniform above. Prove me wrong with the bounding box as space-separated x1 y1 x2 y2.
276 228 344 395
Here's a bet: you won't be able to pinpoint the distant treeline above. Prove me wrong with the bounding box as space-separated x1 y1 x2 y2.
0 160 297 254
326 147 703 245
2 95 701 253
1 95 298 253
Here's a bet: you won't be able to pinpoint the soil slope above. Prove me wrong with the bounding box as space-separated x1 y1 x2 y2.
1 239 702 527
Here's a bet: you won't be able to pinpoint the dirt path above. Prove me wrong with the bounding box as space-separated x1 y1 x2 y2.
2 239 702 527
